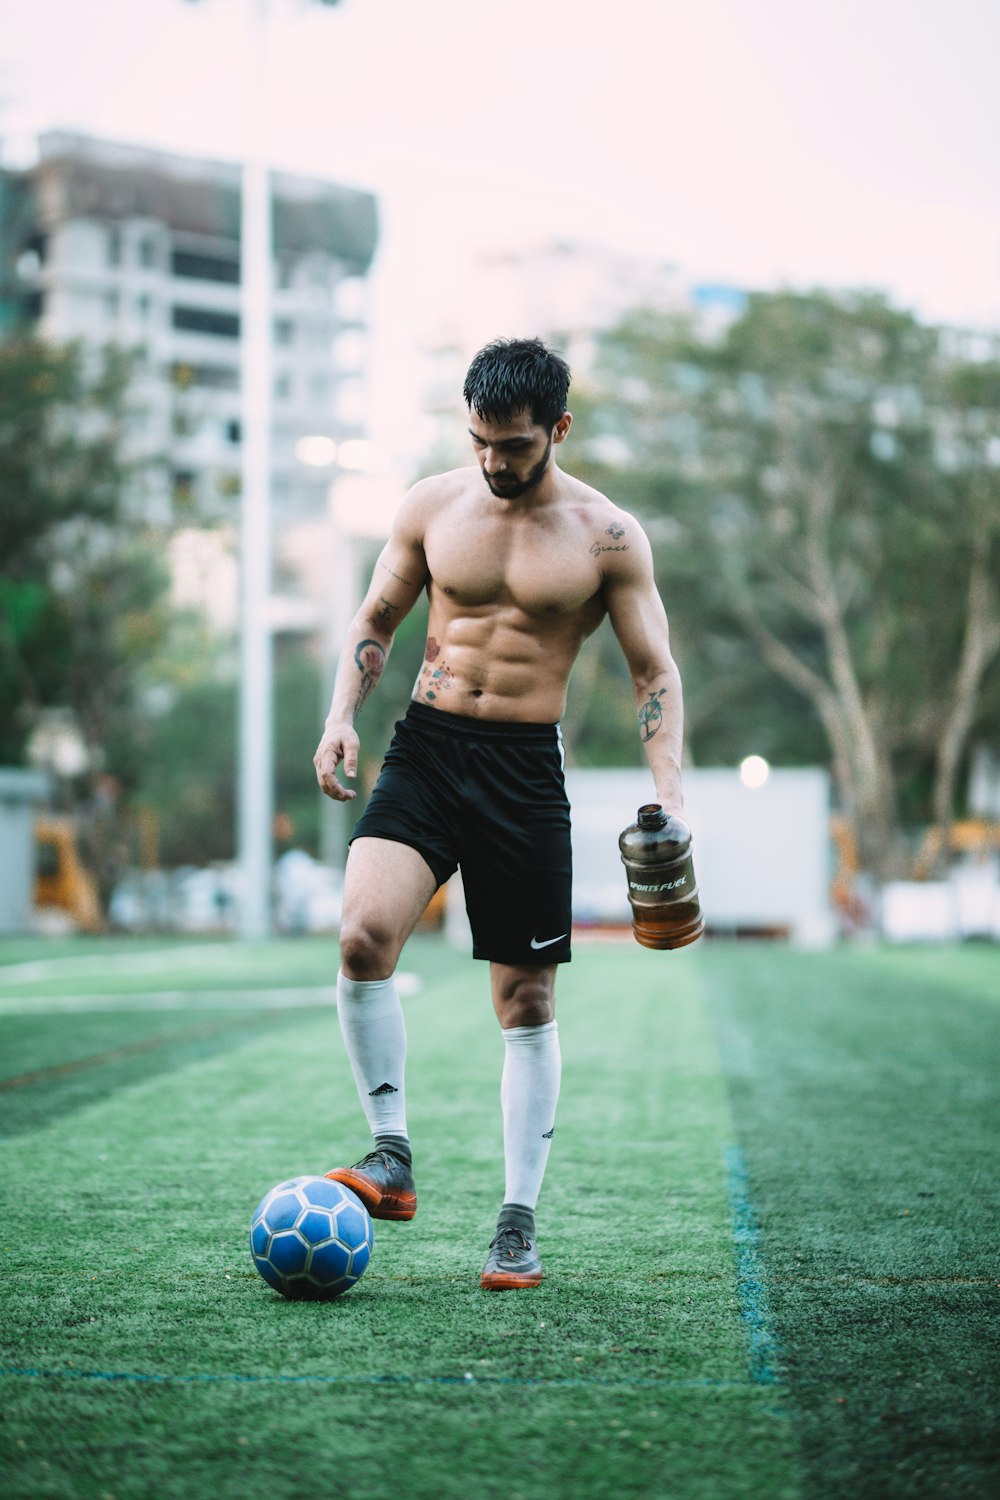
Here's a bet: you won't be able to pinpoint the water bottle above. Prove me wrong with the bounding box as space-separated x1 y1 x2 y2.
619 804 704 950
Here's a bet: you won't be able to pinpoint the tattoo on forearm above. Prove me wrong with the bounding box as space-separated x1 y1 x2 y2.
638 688 668 742
590 524 629 557
376 596 400 623
377 561 410 586
353 639 386 716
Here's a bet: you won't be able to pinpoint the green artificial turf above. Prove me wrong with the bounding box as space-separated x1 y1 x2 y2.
1 934 997 1499
0 937 797 1500
705 943 1000 1500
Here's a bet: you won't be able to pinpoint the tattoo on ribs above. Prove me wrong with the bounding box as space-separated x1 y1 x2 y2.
424 636 441 662
419 656 454 702
638 688 668 743
353 639 385 716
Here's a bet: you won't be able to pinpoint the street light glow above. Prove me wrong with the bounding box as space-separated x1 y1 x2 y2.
295 434 338 467
740 755 771 789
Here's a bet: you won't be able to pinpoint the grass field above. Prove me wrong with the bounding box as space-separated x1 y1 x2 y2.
0 934 997 1499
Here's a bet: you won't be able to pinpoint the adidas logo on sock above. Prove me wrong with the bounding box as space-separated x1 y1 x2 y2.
368 1082 399 1096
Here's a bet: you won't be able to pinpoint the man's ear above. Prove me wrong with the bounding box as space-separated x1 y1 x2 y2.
552 411 573 445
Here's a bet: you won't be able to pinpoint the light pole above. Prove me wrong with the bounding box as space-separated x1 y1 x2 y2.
237 0 273 941
187 0 344 941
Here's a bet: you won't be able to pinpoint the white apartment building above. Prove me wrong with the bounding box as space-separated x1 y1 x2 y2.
1 132 378 547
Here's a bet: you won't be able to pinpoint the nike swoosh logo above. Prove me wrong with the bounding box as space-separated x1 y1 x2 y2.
530 933 568 950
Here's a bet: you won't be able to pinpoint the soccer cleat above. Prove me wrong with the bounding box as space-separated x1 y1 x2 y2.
480 1224 543 1290
325 1150 417 1221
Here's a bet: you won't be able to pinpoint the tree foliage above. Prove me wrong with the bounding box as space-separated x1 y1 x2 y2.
570 292 1000 877
0 339 170 775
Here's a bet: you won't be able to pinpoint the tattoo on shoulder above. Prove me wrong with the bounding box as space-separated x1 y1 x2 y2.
377 561 411 586
353 639 386 717
638 687 668 742
590 522 629 557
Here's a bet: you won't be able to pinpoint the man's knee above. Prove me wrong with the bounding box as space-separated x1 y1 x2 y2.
494 968 556 1029
338 914 400 981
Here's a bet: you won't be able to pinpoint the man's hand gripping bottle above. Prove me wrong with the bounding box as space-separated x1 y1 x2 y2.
618 804 704 950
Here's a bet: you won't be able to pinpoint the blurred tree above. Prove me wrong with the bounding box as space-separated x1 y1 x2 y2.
570 293 1000 877
0 338 170 780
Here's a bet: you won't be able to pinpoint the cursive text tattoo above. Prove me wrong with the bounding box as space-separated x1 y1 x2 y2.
377 561 410 586
376 595 399 624
353 639 386 716
638 687 668 742
590 539 630 556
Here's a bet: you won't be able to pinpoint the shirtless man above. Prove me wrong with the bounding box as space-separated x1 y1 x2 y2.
313 337 685 1290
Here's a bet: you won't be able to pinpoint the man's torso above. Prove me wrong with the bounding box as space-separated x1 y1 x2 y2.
410 466 628 723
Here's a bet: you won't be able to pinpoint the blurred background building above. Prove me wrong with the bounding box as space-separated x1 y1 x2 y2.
416 239 745 470
0 130 378 626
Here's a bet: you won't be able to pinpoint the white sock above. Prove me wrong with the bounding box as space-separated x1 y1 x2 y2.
500 1020 561 1210
336 971 408 1140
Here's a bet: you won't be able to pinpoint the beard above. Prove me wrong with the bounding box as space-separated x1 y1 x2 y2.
482 438 552 500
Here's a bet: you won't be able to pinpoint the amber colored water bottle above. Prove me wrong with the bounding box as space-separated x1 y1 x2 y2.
619 804 705 950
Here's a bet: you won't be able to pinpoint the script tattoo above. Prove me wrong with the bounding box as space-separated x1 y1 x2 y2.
638 688 668 743
590 523 629 557
377 561 410 586
353 639 385 716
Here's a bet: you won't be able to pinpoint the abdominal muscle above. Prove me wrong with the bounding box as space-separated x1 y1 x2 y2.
412 599 598 723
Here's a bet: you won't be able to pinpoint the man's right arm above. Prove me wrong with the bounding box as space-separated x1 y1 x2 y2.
314 493 430 802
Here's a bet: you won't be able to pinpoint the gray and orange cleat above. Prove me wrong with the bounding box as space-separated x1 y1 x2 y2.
480 1223 543 1290
325 1150 417 1222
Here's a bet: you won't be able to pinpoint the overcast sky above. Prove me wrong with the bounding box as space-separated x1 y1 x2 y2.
3 0 999 453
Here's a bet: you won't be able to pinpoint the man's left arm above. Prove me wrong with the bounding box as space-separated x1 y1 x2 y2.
602 517 685 817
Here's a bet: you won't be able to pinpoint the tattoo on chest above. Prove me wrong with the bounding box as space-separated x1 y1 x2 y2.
590 523 629 557
353 639 386 716
638 687 668 742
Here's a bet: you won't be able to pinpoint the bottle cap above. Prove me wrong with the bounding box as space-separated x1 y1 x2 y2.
637 804 668 829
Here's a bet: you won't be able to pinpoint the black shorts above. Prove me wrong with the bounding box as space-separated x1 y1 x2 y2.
351 701 572 965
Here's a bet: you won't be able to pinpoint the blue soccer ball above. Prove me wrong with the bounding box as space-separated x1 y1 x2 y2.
250 1175 374 1299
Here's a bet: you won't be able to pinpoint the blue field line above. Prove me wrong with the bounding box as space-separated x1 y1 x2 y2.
0 1365 747 1392
724 1143 783 1387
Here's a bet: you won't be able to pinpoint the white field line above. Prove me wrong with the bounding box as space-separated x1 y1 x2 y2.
0 972 422 1015
0 944 256 985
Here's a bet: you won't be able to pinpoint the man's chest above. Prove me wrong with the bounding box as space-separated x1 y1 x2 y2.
424 511 601 617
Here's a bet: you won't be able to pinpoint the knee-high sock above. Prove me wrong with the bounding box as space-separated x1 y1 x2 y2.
336 971 408 1140
500 1020 561 1210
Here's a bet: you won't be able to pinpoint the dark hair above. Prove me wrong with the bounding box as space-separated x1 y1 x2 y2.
463 337 571 431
